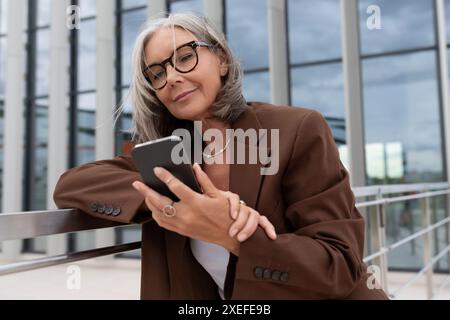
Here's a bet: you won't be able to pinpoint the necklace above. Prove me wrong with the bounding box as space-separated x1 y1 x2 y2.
202 137 232 159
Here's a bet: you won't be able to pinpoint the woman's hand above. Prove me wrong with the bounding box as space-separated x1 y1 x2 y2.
222 191 276 242
132 163 276 255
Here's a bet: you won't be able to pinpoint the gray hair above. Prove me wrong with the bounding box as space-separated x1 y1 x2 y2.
116 13 247 143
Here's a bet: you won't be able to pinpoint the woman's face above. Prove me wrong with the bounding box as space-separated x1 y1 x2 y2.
144 27 227 121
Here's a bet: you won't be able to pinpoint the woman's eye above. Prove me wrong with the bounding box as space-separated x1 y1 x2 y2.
151 72 163 80
179 53 194 62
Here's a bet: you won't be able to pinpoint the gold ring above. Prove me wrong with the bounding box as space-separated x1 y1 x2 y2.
162 202 176 218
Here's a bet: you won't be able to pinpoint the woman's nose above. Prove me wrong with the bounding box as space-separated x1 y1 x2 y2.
165 64 183 85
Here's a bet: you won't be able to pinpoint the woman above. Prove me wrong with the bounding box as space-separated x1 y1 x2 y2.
53 13 388 300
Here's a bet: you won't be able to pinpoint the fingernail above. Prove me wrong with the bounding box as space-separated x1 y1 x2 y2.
153 167 162 175
229 228 238 237
132 182 140 189
237 233 247 242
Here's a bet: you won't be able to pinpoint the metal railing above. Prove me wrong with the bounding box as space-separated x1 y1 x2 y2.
0 182 449 299
353 182 450 299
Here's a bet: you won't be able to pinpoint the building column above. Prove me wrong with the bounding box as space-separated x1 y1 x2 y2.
203 0 223 32
148 0 167 19
46 0 70 256
95 0 116 252
435 0 450 274
267 0 289 106
340 0 366 187
0 0 26 261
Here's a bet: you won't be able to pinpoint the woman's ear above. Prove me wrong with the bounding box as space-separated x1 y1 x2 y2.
216 49 229 77
220 64 229 77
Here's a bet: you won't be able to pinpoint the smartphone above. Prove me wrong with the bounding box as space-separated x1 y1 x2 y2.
131 135 202 201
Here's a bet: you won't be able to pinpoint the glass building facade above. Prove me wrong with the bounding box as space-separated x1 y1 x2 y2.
0 0 449 273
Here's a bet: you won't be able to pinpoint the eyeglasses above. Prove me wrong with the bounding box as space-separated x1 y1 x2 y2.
143 40 213 90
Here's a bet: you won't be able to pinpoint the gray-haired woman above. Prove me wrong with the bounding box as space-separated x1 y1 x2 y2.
54 13 388 300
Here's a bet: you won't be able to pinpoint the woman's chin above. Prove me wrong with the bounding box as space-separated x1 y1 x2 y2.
174 106 210 121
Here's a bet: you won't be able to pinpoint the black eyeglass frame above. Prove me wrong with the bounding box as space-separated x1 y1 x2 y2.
143 40 214 90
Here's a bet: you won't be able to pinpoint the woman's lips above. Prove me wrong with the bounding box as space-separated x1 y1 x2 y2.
174 88 197 102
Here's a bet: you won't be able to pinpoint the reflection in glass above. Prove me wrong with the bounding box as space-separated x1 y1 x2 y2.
288 0 341 64
226 0 268 70
121 9 147 86
122 0 147 10
77 93 96 165
290 63 345 119
242 71 270 103
32 98 49 210
35 29 49 97
37 0 50 27
169 0 203 14
78 19 96 91
78 0 96 18
0 0 8 34
362 51 444 185
0 36 5 95
359 0 435 55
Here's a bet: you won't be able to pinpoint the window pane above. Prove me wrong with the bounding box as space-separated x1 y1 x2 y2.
32 97 49 210
169 0 203 14
226 0 269 70
35 29 49 97
0 36 5 96
362 51 444 185
290 62 345 145
115 88 132 157
359 0 435 55
79 0 96 18
446 0 450 43
288 0 341 64
121 9 147 86
78 19 96 91
37 0 50 27
291 63 345 119
242 71 270 103
0 0 8 34
77 93 96 165
122 0 147 10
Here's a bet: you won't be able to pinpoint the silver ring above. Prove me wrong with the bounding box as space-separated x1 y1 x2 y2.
239 200 246 206
162 202 176 218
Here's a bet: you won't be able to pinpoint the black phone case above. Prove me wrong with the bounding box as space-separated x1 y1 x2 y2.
131 137 202 202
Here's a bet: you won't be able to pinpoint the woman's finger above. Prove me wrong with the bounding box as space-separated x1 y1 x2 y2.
132 181 172 211
192 163 218 197
258 215 277 240
153 166 196 201
225 192 240 220
236 210 260 242
228 204 249 237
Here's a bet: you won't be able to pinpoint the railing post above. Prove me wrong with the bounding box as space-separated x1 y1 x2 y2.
369 188 389 293
422 195 434 299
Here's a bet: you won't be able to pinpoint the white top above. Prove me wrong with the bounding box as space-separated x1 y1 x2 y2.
189 238 230 299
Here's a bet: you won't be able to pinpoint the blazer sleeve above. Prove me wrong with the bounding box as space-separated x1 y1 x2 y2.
227 110 368 299
53 155 153 224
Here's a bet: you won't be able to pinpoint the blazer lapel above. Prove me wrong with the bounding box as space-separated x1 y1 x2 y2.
229 106 271 209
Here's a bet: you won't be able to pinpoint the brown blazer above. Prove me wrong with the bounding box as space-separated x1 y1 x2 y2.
53 102 388 300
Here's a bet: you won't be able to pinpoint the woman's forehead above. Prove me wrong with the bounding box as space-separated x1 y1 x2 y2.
145 27 198 65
